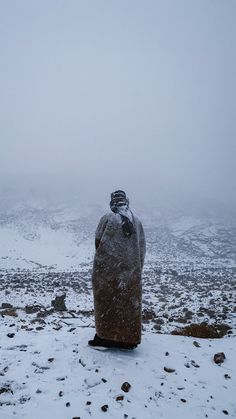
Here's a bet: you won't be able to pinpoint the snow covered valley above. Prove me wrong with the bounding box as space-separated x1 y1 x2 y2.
0 203 236 418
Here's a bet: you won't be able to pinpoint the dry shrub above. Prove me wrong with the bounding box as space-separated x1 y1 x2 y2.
171 322 231 338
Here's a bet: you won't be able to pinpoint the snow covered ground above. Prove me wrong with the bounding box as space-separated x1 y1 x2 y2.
0 310 236 419
0 202 235 418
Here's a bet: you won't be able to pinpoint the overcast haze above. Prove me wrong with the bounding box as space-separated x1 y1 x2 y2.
0 0 235 209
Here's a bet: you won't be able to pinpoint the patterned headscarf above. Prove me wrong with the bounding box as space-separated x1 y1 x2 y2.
110 190 134 238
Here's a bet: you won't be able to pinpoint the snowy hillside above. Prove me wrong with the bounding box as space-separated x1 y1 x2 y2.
0 200 235 418
0 201 235 271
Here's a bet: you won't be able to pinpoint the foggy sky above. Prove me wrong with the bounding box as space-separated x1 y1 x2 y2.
0 0 235 208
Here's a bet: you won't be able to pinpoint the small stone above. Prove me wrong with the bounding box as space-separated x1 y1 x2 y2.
1 303 13 309
25 305 41 314
164 367 176 373
214 352 226 364
66 402 70 407
224 374 231 379
116 395 124 401
193 341 201 348
165 351 169 356
181 398 186 403
36 389 42 394
222 410 229 415
101 404 108 412
7 333 15 338
59 391 63 397
51 294 67 312
86 401 91 405
72 417 81 419
48 358 54 362
121 382 131 392
191 360 200 368
102 378 107 383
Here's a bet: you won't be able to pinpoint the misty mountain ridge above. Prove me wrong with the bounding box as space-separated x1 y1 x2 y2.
0 194 235 272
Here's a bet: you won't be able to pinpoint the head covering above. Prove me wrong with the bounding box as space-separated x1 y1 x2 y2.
110 190 134 238
110 190 129 211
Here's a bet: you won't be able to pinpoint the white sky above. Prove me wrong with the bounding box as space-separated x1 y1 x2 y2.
0 1 235 208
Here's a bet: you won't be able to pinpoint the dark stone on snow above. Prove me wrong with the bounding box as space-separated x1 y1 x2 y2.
193 340 201 348
191 360 200 368
101 404 109 412
1 309 17 317
116 395 124 401
164 367 176 373
51 294 67 311
222 410 229 415
25 305 42 314
214 352 226 364
66 402 70 407
7 333 15 338
68 327 76 332
1 303 13 309
121 382 131 392
0 386 12 395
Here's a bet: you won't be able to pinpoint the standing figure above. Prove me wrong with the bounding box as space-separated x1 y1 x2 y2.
89 190 146 350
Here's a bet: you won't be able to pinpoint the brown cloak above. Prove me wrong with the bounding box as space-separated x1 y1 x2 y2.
92 211 146 345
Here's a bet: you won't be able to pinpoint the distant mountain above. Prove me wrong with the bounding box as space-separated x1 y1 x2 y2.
0 198 235 271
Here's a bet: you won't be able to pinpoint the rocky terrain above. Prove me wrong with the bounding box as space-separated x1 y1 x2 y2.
0 200 236 418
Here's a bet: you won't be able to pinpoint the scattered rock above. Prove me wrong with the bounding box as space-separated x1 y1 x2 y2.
0 386 12 395
59 391 63 397
193 341 201 348
181 398 187 403
164 367 176 373
36 389 42 394
102 378 107 383
51 294 67 312
7 333 15 338
1 303 13 309
1 309 18 317
25 305 42 314
101 404 109 412
191 360 200 368
165 351 169 356
86 401 91 405
214 352 226 364
116 395 124 401
222 410 229 415
66 402 70 407
224 374 231 379
48 358 54 363
121 382 131 392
